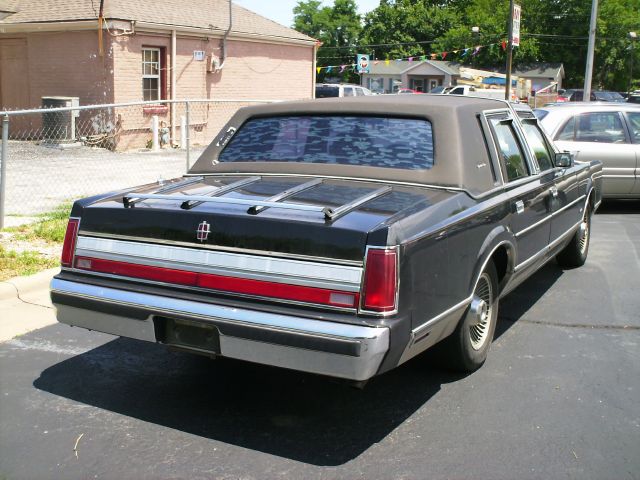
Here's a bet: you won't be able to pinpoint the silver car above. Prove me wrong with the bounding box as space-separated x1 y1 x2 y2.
535 102 640 198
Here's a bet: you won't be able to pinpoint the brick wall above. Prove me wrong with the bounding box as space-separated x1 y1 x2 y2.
0 31 115 135
111 33 314 150
0 31 115 108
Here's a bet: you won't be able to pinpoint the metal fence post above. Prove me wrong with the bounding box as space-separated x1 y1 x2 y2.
185 101 191 171
0 115 8 229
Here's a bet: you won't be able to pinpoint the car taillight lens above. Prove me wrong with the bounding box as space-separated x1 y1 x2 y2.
362 248 398 313
60 218 79 267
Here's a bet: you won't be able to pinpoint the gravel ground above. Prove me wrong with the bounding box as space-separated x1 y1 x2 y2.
3 141 205 215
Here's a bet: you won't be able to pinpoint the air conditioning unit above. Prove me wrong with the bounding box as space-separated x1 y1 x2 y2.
41 96 80 142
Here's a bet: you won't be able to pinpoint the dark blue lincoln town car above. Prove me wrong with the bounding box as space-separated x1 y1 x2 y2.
51 95 602 383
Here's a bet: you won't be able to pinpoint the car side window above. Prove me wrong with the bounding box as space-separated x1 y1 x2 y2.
343 87 354 97
450 87 464 95
557 116 575 141
355 88 365 96
521 121 554 171
627 112 640 143
575 112 627 144
489 118 529 182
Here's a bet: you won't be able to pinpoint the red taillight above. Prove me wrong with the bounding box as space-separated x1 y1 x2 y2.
60 218 80 267
362 248 398 313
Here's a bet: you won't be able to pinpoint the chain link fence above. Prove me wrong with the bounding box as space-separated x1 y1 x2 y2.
0 99 274 225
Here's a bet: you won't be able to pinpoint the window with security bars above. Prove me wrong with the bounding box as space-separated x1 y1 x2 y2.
142 48 161 101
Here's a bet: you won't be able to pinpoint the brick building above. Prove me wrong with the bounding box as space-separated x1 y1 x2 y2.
0 0 316 148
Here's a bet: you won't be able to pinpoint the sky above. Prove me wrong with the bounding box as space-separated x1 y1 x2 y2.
234 0 381 29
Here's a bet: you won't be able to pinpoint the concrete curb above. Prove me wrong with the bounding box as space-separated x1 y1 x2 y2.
0 268 60 301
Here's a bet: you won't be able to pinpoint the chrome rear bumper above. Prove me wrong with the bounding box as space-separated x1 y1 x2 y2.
50 278 389 381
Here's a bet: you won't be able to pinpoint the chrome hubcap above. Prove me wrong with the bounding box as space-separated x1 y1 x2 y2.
578 213 590 255
469 273 493 351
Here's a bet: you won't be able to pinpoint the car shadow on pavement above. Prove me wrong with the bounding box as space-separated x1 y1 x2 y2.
495 262 564 340
595 199 640 214
33 334 465 466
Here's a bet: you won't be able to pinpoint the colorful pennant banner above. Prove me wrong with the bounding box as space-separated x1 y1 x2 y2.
316 41 506 74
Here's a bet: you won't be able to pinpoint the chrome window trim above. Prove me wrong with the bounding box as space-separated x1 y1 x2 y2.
358 245 400 317
478 111 505 185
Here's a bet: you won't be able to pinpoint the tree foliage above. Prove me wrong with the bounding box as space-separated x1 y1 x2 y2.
294 0 362 82
293 0 640 90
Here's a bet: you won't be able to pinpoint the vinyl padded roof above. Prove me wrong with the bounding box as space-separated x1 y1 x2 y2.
190 95 511 196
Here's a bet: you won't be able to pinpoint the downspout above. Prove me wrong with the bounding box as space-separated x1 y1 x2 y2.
171 29 176 144
312 41 319 98
98 0 105 57
217 0 233 70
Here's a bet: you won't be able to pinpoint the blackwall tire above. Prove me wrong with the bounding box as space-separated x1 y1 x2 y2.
556 203 592 268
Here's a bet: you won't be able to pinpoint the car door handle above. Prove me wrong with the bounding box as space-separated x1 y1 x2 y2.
550 186 558 197
514 200 525 214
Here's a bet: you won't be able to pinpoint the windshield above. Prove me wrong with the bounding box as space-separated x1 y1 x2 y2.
219 115 434 170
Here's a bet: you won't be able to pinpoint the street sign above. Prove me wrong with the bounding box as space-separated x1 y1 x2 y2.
512 4 521 47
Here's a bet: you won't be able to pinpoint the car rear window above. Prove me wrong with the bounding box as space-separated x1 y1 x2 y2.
218 116 434 170
533 109 549 121
315 86 340 98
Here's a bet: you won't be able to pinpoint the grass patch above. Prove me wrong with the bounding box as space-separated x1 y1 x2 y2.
0 246 58 281
0 203 70 280
5 203 72 243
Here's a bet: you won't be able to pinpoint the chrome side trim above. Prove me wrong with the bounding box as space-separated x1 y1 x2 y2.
515 194 586 238
413 295 473 340
75 236 363 287
514 218 582 272
77 231 363 267
51 279 390 381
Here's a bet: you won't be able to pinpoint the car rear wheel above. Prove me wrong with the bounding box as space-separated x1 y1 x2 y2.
442 260 499 373
556 202 592 268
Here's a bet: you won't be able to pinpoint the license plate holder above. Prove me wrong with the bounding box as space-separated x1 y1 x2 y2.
161 317 220 354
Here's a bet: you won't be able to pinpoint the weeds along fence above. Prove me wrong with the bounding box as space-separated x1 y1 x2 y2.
0 99 275 226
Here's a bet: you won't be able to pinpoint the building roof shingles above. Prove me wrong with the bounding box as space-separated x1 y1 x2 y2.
0 0 314 43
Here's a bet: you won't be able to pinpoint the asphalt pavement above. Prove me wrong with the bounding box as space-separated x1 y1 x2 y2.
0 200 638 480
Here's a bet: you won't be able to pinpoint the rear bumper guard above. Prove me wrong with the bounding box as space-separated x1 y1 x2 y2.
50 278 389 381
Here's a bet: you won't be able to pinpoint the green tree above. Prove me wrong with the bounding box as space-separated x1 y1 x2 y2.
293 0 362 82
360 0 461 60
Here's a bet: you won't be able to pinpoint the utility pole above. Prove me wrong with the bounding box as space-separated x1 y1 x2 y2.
583 0 598 102
504 0 515 101
629 32 637 94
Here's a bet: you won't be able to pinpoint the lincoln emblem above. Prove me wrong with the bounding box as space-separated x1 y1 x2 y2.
196 221 211 242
